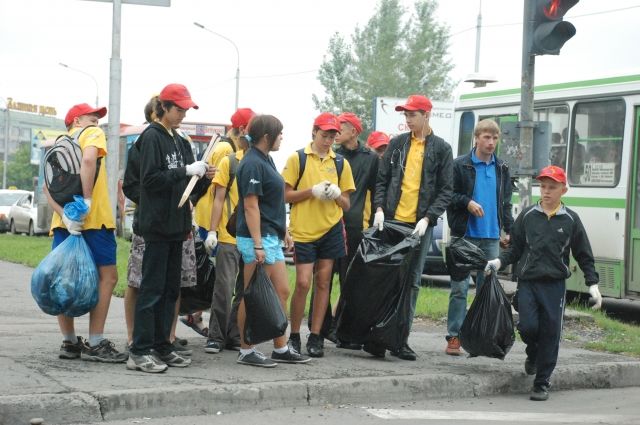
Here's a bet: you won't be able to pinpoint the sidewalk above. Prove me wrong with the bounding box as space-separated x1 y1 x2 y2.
1 260 639 425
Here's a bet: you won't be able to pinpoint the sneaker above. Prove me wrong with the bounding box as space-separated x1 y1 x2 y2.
180 314 208 337
390 344 417 361
175 337 188 346
363 341 386 358
271 347 311 364
306 333 325 358
445 336 462 356
59 336 86 360
81 339 128 363
237 350 277 368
336 340 362 350
156 351 192 367
530 384 549 401
525 357 537 375
204 340 222 354
171 341 192 356
126 353 168 373
288 333 301 354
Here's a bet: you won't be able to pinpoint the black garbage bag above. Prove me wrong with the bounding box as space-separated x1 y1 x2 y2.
459 270 515 359
445 237 488 281
244 264 288 345
179 237 215 315
336 220 420 351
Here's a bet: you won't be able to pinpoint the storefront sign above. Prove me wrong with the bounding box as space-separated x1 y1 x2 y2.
7 98 57 116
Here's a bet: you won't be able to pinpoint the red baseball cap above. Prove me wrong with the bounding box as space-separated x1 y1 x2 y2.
536 165 567 184
64 103 107 127
314 112 341 132
367 131 390 149
230 108 255 129
159 83 198 110
338 112 362 134
395 94 433 112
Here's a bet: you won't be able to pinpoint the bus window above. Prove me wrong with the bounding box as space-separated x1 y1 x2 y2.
457 111 475 156
534 105 569 169
569 99 625 187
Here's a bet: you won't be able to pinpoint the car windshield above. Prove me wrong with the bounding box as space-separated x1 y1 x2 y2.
0 193 25 206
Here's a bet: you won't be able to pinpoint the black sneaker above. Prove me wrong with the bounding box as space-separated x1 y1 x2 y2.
337 340 363 350
288 333 301 354
530 384 549 401
237 350 277 368
306 333 325 358
175 337 188 346
204 340 222 354
363 341 386 358
271 347 311 364
525 357 537 375
59 336 86 360
171 341 192 356
81 339 128 363
156 351 192 367
390 344 417 361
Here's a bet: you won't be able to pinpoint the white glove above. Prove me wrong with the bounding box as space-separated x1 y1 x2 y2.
325 183 341 200
204 231 218 254
484 258 501 274
589 284 603 310
83 198 92 211
62 214 83 235
373 210 384 231
412 217 429 237
311 181 331 200
186 161 208 177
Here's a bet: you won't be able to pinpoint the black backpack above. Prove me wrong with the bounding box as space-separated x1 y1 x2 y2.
43 126 101 206
293 148 344 189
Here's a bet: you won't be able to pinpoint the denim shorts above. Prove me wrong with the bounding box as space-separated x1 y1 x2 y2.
236 235 284 265
52 228 117 267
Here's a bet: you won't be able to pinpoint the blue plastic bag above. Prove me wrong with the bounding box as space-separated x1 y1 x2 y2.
64 195 89 221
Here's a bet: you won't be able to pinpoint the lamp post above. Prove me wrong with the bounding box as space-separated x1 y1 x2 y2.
193 22 240 111
59 62 99 107
1 97 9 189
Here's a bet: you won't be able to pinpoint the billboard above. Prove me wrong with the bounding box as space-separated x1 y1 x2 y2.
373 97 454 142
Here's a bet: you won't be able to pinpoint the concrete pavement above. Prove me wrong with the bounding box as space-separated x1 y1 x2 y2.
1 260 639 425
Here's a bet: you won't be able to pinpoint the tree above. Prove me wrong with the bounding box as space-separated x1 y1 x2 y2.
7 143 37 190
313 0 454 134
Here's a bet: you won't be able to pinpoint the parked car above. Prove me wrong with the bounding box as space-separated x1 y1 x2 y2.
0 189 31 233
8 191 49 235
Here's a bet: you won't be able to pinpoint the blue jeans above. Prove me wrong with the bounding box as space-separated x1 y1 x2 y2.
407 226 434 337
446 238 499 338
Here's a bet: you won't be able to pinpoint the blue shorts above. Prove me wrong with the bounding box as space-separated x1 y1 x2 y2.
52 228 117 267
293 221 346 264
236 235 284 265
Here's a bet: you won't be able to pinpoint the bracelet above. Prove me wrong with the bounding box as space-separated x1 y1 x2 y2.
254 246 264 250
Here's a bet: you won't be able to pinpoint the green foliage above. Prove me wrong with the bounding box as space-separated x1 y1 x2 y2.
6 143 38 190
313 0 454 135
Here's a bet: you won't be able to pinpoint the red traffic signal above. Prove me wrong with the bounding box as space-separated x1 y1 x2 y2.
532 0 579 55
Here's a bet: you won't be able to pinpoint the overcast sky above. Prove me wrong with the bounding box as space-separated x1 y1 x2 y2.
1 0 639 168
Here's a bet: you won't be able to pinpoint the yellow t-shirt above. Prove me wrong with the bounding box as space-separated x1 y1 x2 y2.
394 135 425 223
282 143 356 242
194 139 235 230
51 126 116 230
213 149 245 244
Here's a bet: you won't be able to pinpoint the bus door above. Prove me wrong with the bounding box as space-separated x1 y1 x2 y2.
628 106 640 294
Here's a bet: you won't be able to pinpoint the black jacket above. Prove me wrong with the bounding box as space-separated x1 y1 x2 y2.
132 122 210 241
498 203 599 286
374 131 453 226
447 150 514 237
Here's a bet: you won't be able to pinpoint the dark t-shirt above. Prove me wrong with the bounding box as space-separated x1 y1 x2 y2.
236 147 286 240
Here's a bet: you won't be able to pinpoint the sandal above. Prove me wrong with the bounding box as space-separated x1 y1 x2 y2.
180 314 208 337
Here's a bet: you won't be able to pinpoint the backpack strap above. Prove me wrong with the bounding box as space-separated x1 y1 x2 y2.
293 148 343 190
225 152 239 218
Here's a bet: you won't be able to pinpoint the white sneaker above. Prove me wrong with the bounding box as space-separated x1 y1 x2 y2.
126 353 168 373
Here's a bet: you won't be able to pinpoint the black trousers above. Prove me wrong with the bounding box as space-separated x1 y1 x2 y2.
517 279 566 387
131 240 182 356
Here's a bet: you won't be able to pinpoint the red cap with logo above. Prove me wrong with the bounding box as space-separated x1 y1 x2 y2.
230 108 256 129
65 103 107 127
536 165 567 184
395 94 433 112
367 131 390 149
159 83 199 110
337 112 362 134
314 112 341 132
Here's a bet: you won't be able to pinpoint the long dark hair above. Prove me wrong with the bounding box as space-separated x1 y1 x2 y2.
244 115 283 150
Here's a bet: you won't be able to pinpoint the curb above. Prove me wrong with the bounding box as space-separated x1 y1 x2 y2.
2 361 640 424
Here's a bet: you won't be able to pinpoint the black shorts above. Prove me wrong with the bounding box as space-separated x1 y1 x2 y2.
294 221 346 264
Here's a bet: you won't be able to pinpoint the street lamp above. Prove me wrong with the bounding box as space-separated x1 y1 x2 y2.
59 62 99 107
193 22 240 111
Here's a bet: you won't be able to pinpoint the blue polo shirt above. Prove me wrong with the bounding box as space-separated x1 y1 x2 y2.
466 149 499 239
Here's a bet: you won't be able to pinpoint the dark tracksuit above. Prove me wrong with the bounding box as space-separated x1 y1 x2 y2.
498 203 599 387
127 122 210 356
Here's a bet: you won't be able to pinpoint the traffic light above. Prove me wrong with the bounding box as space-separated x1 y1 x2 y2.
532 0 579 55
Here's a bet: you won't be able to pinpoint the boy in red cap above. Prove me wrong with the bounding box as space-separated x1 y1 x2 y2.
367 131 390 158
486 165 602 401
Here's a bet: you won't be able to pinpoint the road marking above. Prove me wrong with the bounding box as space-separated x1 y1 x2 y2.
366 409 635 423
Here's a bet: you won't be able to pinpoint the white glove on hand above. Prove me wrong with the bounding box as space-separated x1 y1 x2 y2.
62 214 83 235
186 161 208 177
325 183 341 200
589 284 603 310
204 231 218 254
484 258 501 275
83 198 92 211
311 181 331 200
373 210 384 231
412 217 429 237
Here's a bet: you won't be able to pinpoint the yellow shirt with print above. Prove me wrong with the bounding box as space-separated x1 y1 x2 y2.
51 126 115 230
394 135 426 224
194 139 235 230
213 149 245 244
282 143 356 243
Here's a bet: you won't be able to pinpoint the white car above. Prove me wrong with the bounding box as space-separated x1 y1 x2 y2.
0 189 30 233
8 191 49 235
